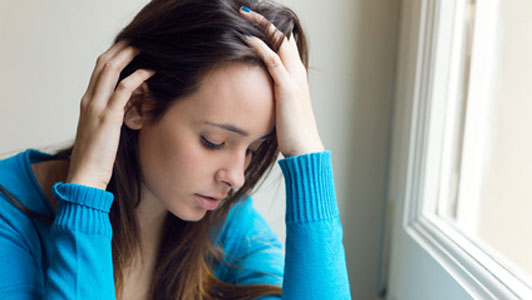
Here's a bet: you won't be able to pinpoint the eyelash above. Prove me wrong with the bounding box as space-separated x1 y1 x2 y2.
200 136 257 156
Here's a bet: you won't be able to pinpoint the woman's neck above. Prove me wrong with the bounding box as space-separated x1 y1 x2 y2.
135 183 167 255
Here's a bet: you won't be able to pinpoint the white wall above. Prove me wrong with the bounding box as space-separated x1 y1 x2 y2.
0 1 400 299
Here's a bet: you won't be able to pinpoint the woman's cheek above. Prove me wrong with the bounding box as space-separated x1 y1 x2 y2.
171 140 210 176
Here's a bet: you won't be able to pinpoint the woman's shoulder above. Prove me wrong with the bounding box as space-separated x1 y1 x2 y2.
217 195 281 250
0 149 33 205
222 195 261 235
0 153 45 255
0 148 55 184
0 148 56 224
214 196 284 283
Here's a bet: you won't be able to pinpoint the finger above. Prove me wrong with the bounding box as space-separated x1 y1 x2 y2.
275 30 303 71
107 69 155 113
86 40 129 97
239 7 280 38
245 35 290 86
90 46 139 109
239 8 300 71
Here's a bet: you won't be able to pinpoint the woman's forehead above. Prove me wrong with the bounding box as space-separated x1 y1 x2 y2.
199 63 273 99
169 63 276 136
191 64 274 119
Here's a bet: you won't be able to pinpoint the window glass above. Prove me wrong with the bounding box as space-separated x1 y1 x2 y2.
437 0 532 280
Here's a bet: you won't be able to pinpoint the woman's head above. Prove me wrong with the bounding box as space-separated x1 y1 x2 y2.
114 0 308 219
52 0 309 298
126 62 276 221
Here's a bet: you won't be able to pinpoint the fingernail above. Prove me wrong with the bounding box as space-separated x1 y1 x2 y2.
241 6 251 13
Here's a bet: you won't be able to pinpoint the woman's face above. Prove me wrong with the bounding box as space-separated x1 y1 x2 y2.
132 63 275 221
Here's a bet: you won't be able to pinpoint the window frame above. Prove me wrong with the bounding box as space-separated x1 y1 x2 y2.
389 0 532 298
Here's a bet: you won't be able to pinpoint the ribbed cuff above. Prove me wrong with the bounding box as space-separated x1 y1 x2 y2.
51 182 114 236
278 150 339 224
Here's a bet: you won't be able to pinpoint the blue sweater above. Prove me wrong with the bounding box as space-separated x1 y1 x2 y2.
0 148 350 299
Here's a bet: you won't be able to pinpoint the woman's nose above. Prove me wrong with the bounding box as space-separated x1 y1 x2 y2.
215 151 249 189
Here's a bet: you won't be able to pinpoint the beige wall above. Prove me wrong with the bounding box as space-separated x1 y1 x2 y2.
0 1 400 299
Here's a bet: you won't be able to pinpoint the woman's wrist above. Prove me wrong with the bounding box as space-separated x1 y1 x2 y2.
278 151 339 224
280 137 325 158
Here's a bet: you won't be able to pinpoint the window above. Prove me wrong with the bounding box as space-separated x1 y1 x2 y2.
387 0 532 298
423 0 532 282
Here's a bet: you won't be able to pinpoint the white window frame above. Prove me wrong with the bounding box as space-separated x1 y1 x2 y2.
386 0 532 298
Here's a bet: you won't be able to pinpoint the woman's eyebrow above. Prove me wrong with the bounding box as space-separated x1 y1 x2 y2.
203 121 274 140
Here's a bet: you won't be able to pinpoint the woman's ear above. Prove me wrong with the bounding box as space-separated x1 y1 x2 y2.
124 82 153 130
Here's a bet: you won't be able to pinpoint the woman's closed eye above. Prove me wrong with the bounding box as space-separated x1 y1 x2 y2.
200 136 257 156
201 136 224 149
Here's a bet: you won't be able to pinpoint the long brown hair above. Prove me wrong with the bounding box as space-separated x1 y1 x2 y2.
3 0 309 299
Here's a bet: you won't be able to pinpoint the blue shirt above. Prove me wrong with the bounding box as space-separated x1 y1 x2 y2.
0 148 350 299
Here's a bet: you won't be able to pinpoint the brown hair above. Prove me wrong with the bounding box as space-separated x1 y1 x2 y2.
2 0 309 299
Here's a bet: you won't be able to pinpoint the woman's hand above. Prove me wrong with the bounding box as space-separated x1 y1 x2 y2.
239 7 325 158
66 41 155 190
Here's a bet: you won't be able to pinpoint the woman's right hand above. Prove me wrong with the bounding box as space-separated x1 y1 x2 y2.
65 40 155 190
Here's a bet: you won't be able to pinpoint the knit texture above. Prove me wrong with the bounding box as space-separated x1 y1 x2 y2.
52 182 114 236
0 148 351 299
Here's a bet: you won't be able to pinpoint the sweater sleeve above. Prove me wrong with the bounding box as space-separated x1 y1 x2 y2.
45 182 116 299
217 151 351 300
278 150 351 299
0 182 115 299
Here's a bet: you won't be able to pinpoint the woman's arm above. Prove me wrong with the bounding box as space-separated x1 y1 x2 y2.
0 39 152 299
279 151 351 299
0 183 115 299
46 182 116 299
217 151 351 300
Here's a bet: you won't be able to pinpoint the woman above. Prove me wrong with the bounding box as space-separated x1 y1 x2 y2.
0 0 350 299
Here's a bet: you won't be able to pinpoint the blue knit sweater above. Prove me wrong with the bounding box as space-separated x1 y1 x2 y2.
0 148 350 299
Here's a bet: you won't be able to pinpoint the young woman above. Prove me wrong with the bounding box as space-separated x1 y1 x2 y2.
0 0 350 299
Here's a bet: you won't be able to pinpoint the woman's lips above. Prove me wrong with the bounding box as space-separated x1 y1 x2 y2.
194 194 222 210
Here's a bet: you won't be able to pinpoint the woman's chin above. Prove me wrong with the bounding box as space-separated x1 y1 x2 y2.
171 207 207 222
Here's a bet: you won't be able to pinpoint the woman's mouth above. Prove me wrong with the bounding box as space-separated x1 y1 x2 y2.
194 194 222 210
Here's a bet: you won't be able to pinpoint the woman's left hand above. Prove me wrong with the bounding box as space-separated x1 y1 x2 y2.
239 7 325 158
